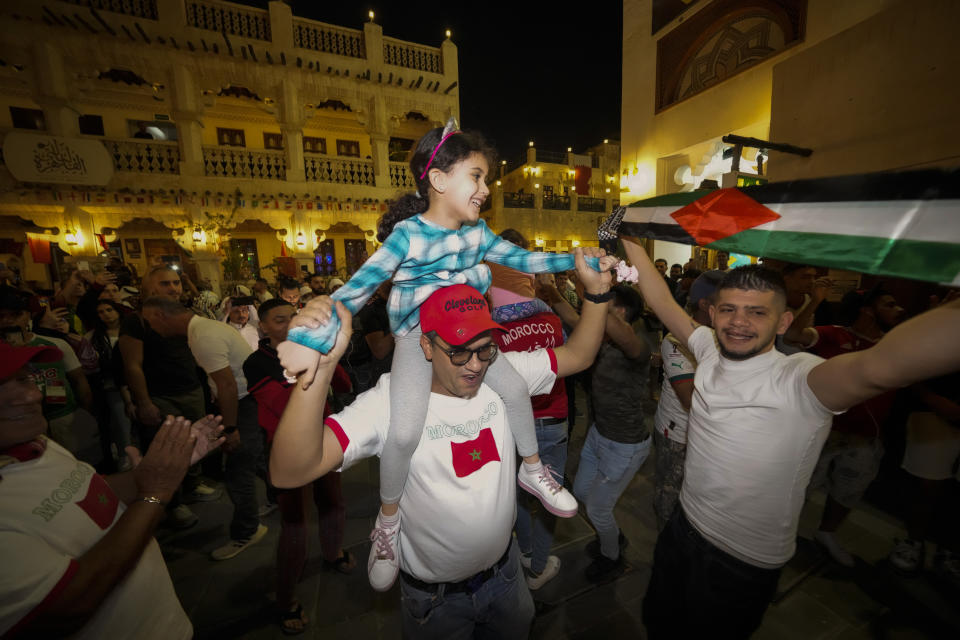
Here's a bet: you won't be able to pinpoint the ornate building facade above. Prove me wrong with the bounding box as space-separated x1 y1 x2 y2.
481 140 621 252
0 0 459 291
620 0 958 269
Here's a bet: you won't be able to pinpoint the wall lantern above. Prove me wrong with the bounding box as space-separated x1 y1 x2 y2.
296 231 306 248
192 226 203 242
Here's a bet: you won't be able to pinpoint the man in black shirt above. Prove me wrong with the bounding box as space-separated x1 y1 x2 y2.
119 266 220 524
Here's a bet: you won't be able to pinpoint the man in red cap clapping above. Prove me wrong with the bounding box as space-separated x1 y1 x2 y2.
0 341 223 638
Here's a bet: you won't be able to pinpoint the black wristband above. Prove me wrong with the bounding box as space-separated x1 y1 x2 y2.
582 290 614 304
223 426 238 434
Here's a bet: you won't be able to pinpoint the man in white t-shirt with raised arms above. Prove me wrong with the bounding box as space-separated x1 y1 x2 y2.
611 230 960 638
272 249 614 639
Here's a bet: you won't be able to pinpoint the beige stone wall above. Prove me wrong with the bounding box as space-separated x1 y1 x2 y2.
619 0 905 201
768 0 960 180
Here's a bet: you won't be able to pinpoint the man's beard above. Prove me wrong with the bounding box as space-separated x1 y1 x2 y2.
717 333 774 361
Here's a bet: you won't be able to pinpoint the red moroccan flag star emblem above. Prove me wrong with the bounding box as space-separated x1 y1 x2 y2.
450 428 501 478
75 473 120 530
670 188 780 245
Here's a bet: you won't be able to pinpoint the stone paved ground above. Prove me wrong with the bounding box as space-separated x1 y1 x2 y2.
162 389 958 639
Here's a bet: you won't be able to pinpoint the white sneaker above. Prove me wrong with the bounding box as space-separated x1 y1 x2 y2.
814 530 854 568
211 523 268 560
517 463 578 517
368 513 400 592
889 538 923 573
526 555 561 590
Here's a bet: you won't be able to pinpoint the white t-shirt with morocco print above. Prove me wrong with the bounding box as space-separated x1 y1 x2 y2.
326 348 558 583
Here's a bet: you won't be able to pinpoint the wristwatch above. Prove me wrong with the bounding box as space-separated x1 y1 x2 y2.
582 290 614 304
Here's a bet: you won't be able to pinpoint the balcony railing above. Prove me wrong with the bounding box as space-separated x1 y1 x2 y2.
293 18 365 58
388 162 416 189
304 154 375 186
503 192 534 208
62 0 158 20
107 139 180 174
186 0 271 41
383 37 443 73
203 147 286 180
543 195 571 211
536 150 569 165
577 196 606 212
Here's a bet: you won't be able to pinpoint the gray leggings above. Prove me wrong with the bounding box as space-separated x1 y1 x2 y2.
380 325 539 503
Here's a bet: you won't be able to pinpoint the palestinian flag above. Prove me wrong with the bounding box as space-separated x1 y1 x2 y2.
616 168 960 285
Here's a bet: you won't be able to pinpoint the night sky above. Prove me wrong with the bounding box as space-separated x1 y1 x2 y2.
236 0 623 159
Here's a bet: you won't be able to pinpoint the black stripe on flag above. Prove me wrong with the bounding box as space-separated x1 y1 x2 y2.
620 222 697 245
739 168 960 204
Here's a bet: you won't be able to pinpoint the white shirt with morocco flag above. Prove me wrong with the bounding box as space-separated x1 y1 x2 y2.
326 348 558 583
0 439 191 639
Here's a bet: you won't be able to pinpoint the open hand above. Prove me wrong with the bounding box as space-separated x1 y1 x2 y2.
189 414 224 463
133 415 196 503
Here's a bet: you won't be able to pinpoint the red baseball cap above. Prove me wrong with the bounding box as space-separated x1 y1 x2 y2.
0 342 61 382
419 285 505 346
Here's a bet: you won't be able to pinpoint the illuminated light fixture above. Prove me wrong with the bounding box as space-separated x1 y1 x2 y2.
535 237 544 247
572 239 580 247
368 10 374 20
605 188 611 193
445 29 451 38
65 230 78 245
603 139 609 144
496 180 501 186
528 141 534 147
568 169 576 176
567 147 572 152
534 183 540 189
296 231 306 248
570 186 576 192
501 160 506 165
192 226 203 242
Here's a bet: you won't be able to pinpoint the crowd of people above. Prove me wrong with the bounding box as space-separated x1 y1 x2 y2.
1 121 958 639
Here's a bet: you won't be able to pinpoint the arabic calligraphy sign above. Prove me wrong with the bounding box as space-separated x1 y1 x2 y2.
3 131 113 186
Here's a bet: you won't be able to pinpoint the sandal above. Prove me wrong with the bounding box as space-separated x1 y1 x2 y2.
323 549 356 574
279 602 308 636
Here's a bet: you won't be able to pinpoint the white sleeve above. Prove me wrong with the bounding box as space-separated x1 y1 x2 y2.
46 336 81 372
786 352 844 418
661 338 696 381
502 349 558 396
191 327 231 374
686 325 718 365
325 375 391 472
0 532 74 635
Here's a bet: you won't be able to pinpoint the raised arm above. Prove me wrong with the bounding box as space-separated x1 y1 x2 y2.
482 224 601 274
808 298 960 411
270 300 353 488
552 249 614 377
328 228 408 316
621 236 698 346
